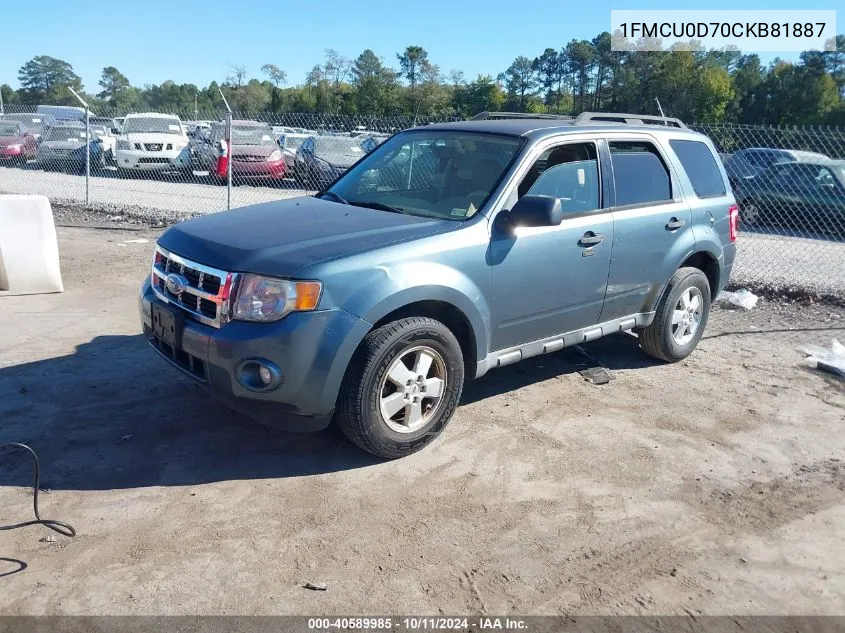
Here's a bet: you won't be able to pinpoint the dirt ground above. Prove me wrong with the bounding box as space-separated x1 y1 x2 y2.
1 223 844 616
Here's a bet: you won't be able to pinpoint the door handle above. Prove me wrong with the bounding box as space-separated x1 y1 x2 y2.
666 218 686 230
578 232 604 246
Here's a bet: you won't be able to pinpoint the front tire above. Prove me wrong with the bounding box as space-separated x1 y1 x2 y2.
336 317 465 459
639 267 711 363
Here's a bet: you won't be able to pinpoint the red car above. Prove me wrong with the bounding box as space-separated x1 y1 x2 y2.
193 120 286 183
0 120 37 165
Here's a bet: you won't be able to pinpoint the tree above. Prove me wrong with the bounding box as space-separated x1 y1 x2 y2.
533 48 563 111
397 45 429 90
98 66 130 104
500 56 538 111
0 84 19 107
17 55 82 103
351 49 400 116
565 40 596 112
261 64 287 111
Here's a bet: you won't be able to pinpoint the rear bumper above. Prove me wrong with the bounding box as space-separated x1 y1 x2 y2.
139 277 371 432
0 148 24 158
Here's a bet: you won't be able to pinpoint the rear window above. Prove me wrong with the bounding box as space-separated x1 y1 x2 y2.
670 140 726 198
609 141 672 206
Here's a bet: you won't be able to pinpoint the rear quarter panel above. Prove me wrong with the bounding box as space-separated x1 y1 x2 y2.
663 132 736 292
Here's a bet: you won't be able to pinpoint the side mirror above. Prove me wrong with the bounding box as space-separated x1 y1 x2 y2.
504 195 563 229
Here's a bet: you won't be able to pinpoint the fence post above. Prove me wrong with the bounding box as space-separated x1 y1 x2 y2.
218 88 233 211
68 87 90 207
225 111 232 211
85 105 90 207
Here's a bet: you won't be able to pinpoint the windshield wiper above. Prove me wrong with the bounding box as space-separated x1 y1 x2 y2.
347 200 409 215
316 190 349 205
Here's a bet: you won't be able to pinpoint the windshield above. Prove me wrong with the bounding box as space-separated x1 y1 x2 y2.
123 117 182 135
283 136 306 151
231 125 276 146
0 123 22 136
211 124 277 145
328 130 524 220
315 136 366 158
90 126 109 137
46 127 87 142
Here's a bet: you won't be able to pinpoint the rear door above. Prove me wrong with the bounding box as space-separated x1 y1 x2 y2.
598 135 695 321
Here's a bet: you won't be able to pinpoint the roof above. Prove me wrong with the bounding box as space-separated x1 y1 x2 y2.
124 112 182 119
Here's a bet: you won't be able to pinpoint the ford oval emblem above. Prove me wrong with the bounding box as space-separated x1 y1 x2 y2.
165 273 189 295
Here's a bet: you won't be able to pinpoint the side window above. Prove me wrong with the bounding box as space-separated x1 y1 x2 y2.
670 139 726 199
517 142 600 214
609 141 671 206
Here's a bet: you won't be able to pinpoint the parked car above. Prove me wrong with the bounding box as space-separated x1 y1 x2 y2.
724 147 831 187
115 113 191 175
36 123 91 171
185 120 212 139
0 113 56 141
192 120 285 183
734 159 845 238
0 120 38 164
278 132 309 171
89 116 119 134
293 135 367 188
360 134 389 153
86 124 117 167
140 111 738 458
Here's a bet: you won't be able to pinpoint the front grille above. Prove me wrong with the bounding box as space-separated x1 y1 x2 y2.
151 246 236 328
138 157 170 164
234 155 265 162
134 143 142 150
145 143 163 151
149 335 207 381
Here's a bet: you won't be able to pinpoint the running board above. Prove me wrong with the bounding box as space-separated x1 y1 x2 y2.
474 312 654 378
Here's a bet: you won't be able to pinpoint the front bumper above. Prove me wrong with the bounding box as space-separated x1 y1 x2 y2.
230 158 286 179
140 277 371 432
117 149 189 171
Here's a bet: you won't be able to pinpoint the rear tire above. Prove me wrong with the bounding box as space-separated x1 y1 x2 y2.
336 317 465 459
639 267 711 363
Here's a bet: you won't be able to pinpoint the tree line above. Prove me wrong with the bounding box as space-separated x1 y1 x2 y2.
2 32 843 125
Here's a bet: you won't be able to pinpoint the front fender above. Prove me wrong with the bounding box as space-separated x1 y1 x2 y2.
345 261 491 366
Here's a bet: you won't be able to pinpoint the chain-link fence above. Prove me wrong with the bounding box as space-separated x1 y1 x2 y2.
1 105 843 296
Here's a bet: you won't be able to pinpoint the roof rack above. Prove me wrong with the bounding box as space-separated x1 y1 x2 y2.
573 112 686 128
471 111 574 121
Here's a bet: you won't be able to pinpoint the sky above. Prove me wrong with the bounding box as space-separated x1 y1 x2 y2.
0 0 840 93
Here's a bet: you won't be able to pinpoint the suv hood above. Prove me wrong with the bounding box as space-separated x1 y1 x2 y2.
232 144 276 158
122 132 186 144
157 196 457 277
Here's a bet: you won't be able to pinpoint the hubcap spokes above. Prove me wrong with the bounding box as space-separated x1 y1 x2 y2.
672 288 703 346
380 346 447 433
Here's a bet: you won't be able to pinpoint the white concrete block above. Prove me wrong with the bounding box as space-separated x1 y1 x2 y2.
0 195 63 296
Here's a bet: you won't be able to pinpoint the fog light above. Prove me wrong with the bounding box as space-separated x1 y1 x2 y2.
235 358 283 392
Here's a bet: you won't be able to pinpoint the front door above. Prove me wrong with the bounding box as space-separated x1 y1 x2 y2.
489 140 613 351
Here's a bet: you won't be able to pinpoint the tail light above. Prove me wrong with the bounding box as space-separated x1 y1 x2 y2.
728 204 739 242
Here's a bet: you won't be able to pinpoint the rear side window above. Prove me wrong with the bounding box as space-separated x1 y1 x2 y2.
609 141 671 206
670 139 726 199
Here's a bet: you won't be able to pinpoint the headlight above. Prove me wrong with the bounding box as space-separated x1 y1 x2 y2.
117 140 131 150
6 144 22 150
233 274 322 322
267 149 282 162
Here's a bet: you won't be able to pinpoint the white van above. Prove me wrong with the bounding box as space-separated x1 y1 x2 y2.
116 113 191 173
